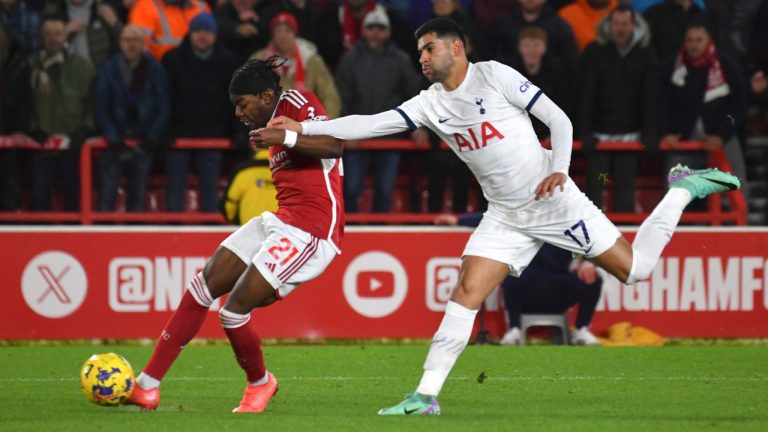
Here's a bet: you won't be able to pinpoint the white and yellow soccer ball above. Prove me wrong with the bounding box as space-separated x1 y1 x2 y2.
80 353 135 406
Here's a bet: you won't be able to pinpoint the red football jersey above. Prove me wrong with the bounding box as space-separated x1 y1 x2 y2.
269 89 344 251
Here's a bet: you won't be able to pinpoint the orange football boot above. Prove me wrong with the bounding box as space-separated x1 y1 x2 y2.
124 383 160 410
232 372 279 413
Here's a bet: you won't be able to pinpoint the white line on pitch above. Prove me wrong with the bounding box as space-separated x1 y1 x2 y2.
3 375 767 383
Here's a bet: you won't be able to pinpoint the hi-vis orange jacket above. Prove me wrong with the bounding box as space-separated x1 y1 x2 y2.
129 0 210 60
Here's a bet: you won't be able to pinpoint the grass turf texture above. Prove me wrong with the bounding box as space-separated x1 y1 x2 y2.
1 345 766 431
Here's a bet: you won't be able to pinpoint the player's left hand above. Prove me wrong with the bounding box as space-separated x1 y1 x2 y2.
534 172 567 200
249 128 286 150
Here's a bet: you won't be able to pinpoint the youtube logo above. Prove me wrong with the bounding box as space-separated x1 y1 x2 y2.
343 251 407 318
357 271 394 297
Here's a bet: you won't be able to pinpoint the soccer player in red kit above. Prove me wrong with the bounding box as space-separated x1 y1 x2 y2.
125 57 344 413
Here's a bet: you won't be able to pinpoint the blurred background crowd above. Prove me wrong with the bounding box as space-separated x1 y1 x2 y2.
0 0 766 224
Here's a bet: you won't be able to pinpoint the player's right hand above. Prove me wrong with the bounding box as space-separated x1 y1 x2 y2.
249 128 284 150
534 172 566 200
267 116 302 133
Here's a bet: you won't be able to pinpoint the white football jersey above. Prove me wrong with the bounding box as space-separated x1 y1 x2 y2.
397 61 552 210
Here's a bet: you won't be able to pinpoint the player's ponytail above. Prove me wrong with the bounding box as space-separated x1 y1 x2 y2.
229 56 286 96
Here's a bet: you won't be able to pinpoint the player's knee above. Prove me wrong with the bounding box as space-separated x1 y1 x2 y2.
186 272 214 308
449 281 485 310
201 269 229 299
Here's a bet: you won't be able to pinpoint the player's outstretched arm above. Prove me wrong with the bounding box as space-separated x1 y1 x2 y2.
269 110 411 140
249 127 342 159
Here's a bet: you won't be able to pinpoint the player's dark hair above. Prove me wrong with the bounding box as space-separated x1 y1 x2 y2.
414 17 467 48
229 56 286 96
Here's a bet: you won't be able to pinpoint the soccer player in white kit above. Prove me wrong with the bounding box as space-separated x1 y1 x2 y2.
270 18 741 415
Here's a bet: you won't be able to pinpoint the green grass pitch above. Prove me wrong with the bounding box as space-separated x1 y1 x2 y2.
1 344 767 431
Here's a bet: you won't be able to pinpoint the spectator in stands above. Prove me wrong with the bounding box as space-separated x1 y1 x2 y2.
222 148 277 225
163 12 239 213
499 243 603 345
315 0 412 71
500 242 602 346
95 24 168 212
0 0 40 58
643 0 713 60
0 24 19 210
549 0 577 11
334 7 420 213
430 0 487 61
435 213 602 346
578 5 656 213
407 0 470 33
496 0 578 70
469 0 516 56
43 0 122 70
101 0 130 22
658 22 749 201
260 0 319 45
704 0 762 72
505 27 572 139
213 0 269 65
750 1 768 138
252 12 340 118
749 0 768 78
14 14 95 211
633 0 704 14
128 0 209 60
558 0 616 53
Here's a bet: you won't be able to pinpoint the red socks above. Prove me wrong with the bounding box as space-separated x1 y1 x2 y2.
143 289 210 381
220 309 266 383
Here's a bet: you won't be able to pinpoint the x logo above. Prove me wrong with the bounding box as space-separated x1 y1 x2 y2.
36 265 72 304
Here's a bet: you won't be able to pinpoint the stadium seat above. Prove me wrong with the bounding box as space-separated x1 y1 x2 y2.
520 314 570 345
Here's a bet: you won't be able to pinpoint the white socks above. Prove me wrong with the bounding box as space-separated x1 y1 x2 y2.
219 308 251 329
416 301 478 396
188 272 214 308
137 372 160 390
626 188 692 284
248 372 269 387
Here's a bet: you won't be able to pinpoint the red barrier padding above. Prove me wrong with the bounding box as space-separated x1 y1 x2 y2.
2 227 766 339
0 136 748 225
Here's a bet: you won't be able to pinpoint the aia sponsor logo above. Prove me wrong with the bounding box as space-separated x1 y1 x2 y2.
453 121 505 152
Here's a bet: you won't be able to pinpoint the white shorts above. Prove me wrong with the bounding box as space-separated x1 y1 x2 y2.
463 178 621 277
220 212 338 298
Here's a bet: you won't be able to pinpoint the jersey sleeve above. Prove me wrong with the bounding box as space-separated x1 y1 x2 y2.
394 92 430 130
491 61 544 113
275 89 329 123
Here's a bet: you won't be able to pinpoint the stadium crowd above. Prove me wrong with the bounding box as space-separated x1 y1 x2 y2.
0 0 766 220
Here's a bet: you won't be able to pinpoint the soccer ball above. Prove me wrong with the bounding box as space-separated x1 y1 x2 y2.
80 353 135 406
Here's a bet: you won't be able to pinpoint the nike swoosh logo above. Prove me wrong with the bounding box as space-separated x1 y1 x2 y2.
438 117 451 124
404 408 419 414
704 177 737 190
584 245 593 254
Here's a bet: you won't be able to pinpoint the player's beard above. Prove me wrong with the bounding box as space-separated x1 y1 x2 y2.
426 56 455 84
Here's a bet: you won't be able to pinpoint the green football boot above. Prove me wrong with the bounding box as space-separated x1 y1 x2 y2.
668 163 741 199
377 392 441 416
